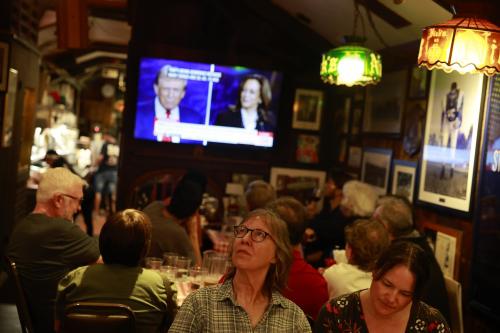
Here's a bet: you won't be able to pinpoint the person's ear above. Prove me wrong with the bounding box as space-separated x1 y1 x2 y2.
52 194 63 208
153 84 159 95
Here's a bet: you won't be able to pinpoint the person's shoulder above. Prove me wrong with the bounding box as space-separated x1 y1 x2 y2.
411 301 451 332
59 265 90 286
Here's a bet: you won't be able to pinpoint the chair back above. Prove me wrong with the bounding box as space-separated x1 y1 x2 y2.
444 276 464 333
62 302 136 333
3 256 34 333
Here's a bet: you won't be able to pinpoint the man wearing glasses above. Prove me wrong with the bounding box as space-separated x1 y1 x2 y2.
7 167 100 333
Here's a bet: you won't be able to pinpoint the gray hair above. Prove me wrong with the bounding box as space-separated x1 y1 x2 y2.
245 180 276 211
340 180 378 217
374 195 414 238
36 167 87 203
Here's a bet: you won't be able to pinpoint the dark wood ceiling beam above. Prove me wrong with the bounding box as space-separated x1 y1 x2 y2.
360 0 411 29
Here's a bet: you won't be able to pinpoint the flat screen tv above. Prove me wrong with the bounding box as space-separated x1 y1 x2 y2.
134 57 284 147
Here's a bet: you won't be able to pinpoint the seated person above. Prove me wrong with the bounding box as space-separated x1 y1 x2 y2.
215 74 276 132
304 171 351 267
143 176 205 266
56 209 176 332
7 167 99 333
245 179 276 211
322 219 390 299
315 241 451 333
373 195 451 323
268 197 328 320
169 209 311 332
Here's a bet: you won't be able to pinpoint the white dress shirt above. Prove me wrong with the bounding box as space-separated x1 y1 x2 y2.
155 97 180 122
323 262 372 299
240 109 258 130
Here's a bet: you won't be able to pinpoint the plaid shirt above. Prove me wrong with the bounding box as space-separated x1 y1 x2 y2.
168 279 311 332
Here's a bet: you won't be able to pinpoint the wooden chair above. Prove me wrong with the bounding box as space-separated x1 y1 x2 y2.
62 302 136 333
3 256 35 333
444 276 464 333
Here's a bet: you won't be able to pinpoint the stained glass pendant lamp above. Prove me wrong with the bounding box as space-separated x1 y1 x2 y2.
320 0 383 86
321 36 382 86
418 16 500 76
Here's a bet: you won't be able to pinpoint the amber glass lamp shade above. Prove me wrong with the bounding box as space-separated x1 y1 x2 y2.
418 17 500 76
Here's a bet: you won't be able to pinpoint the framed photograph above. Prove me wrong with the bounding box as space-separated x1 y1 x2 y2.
0 42 8 91
403 100 427 157
420 221 462 279
270 167 326 205
351 107 363 135
292 89 323 130
418 71 484 213
1 68 18 147
361 147 392 194
338 138 347 163
408 65 428 99
363 70 407 134
391 160 417 202
296 134 320 164
337 97 350 134
347 145 362 168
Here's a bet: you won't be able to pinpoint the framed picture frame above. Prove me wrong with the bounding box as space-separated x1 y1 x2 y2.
403 99 427 157
363 69 407 135
391 159 417 202
296 134 320 164
0 42 8 91
1 68 18 147
292 89 323 130
420 220 462 280
270 167 326 205
336 97 351 134
418 70 485 213
347 145 362 169
407 65 428 99
361 147 392 194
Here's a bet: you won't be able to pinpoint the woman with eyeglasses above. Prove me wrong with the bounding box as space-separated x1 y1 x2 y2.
169 209 311 332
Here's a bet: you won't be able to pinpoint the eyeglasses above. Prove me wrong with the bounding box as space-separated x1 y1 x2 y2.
233 225 273 243
61 194 83 204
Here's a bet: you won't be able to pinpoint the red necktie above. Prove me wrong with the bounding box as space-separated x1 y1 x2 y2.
166 109 171 119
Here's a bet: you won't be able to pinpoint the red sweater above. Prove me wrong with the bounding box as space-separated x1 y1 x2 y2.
282 249 329 319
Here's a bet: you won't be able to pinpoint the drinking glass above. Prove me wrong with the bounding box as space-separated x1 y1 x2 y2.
175 256 192 280
163 252 179 266
145 257 163 270
188 267 208 291
159 265 178 282
202 251 228 286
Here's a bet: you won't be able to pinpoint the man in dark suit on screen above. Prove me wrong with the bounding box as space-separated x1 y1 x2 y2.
134 65 204 141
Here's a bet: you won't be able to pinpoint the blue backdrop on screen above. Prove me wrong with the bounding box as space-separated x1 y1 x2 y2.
134 57 283 146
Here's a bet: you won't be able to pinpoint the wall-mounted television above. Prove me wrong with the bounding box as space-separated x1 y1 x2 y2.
134 57 284 148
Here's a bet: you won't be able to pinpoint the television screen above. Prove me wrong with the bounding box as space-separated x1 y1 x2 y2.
134 57 284 147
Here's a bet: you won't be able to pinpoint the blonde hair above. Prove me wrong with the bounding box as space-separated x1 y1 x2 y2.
36 167 87 203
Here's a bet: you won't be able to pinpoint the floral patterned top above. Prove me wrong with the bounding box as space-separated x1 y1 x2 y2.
314 290 451 333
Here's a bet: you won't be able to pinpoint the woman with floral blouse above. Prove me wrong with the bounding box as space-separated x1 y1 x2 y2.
315 241 450 333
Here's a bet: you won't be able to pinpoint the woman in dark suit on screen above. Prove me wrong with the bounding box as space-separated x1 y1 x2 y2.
215 74 276 132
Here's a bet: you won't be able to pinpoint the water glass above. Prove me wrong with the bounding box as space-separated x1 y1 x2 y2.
159 265 178 282
145 257 163 270
188 267 208 290
175 256 192 279
163 252 179 266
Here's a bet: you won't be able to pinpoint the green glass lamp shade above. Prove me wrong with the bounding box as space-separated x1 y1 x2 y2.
320 44 382 86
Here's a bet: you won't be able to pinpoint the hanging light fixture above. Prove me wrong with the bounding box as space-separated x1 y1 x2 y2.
320 0 383 86
418 15 500 76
